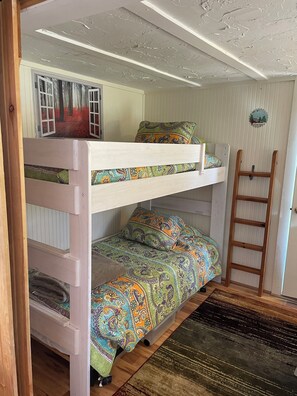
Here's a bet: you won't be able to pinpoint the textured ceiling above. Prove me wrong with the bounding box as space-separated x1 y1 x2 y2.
150 0 297 78
21 0 297 90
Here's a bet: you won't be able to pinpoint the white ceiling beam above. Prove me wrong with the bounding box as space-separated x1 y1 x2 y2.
126 1 267 81
35 29 201 87
21 0 142 33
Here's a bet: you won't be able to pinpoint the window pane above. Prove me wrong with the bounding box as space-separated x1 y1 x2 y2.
46 83 53 94
95 103 99 113
40 94 46 107
41 108 47 120
42 121 48 135
48 96 53 107
95 114 99 125
49 121 55 132
48 108 54 119
39 79 46 92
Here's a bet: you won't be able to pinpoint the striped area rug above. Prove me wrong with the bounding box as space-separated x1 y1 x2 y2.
114 289 297 396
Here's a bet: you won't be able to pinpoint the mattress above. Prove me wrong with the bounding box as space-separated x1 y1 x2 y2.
24 153 222 185
29 228 221 377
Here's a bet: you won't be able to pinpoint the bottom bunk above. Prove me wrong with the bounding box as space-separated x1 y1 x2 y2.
29 220 221 379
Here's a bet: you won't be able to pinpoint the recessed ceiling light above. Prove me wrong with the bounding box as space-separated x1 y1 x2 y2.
35 28 202 87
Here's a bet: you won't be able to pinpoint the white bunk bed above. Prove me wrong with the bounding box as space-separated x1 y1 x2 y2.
23 137 230 396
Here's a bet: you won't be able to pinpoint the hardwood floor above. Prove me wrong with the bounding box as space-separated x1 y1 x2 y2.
31 282 297 396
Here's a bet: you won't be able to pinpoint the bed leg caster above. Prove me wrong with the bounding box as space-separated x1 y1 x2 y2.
90 367 112 387
199 286 207 293
97 375 112 387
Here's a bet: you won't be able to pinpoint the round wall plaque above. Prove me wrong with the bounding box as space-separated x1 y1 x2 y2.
249 108 268 128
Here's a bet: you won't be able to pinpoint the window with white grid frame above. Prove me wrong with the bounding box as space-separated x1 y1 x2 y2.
89 88 101 138
37 75 56 137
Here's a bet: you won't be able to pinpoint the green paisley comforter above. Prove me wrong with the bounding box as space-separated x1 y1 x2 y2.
31 230 221 376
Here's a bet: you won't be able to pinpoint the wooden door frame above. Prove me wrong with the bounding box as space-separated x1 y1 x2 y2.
0 1 34 395
0 124 18 396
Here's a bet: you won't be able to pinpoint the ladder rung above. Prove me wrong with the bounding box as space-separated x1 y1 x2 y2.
231 263 261 275
234 218 266 228
238 171 271 178
237 195 268 203
232 240 263 252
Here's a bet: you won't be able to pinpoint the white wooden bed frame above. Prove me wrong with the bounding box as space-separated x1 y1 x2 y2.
23 138 230 396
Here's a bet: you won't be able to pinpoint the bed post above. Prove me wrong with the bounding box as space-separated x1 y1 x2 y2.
210 144 230 282
68 140 92 395
199 143 206 174
139 200 152 210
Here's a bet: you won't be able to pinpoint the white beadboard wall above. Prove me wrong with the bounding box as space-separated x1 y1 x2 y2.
21 61 144 249
145 81 294 291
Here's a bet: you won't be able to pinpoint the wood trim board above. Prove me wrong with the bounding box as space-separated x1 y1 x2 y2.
28 239 80 287
89 141 203 169
91 167 225 213
153 196 212 216
0 104 18 396
0 1 33 395
25 178 80 214
23 138 79 169
30 300 79 355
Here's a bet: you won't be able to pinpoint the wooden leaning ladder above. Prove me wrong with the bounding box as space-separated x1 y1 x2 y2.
225 149 278 296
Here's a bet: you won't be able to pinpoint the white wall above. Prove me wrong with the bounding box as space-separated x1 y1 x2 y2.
145 81 294 292
21 60 144 249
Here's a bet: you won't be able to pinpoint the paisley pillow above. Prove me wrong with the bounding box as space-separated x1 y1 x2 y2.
121 207 183 251
178 224 219 250
180 225 204 239
205 153 222 168
135 121 196 144
191 135 205 145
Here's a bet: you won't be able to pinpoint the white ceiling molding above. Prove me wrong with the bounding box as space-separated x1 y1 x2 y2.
21 0 142 33
36 29 202 87
125 1 267 81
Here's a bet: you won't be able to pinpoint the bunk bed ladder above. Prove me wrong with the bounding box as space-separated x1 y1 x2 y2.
225 149 278 296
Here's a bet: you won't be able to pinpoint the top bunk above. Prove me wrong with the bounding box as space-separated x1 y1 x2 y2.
23 138 230 215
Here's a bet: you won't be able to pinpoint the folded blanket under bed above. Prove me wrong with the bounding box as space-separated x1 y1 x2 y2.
29 253 125 303
29 270 70 303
